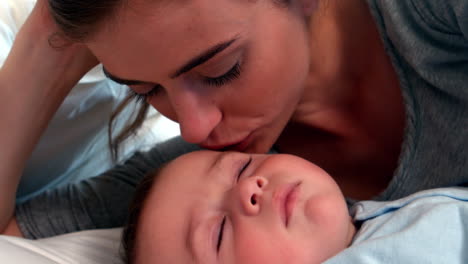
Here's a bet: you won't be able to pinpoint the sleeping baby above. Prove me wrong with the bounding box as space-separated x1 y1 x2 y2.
121 150 468 264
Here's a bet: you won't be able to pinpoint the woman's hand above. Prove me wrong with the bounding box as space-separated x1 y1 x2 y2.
4 0 99 87
2 217 22 237
0 0 98 232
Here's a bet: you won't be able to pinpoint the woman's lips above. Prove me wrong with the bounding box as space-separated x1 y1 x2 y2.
201 133 252 152
228 134 252 152
275 182 301 227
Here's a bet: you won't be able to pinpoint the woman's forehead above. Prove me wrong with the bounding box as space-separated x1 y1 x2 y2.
89 0 256 78
100 0 255 42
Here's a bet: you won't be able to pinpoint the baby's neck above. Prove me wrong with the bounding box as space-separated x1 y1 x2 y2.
347 220 358 247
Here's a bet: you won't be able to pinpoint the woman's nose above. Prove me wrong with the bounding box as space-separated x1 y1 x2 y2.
170 87 222 144
236 176 269 216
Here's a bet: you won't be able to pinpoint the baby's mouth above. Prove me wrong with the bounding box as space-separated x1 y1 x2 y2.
285 182 301 227
275 182 301 227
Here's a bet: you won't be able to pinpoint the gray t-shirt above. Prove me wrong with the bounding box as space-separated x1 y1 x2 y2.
368 0 468 200
16 137 201 239
16 0 468 239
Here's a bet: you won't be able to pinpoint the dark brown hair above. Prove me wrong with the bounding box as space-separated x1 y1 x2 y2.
48 0 122 42
107 94 151 161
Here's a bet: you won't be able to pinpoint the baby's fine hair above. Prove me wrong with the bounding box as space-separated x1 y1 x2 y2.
121 165 166 264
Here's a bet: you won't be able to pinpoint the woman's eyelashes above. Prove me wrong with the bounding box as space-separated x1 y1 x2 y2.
126 60 243 101
203 62 242 87
127 84 161 102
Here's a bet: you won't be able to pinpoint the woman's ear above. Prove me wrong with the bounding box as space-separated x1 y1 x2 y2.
300 0 319 16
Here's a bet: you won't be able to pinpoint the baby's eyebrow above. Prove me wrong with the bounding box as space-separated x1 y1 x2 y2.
210 152 231 172
186 215 195 260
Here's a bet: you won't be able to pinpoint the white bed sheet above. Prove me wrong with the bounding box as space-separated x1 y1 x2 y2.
0 228 123 264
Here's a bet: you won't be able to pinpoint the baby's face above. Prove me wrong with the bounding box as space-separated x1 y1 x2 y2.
137 151 355 264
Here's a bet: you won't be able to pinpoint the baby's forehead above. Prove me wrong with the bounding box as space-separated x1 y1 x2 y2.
143 151 227 215
137 153 218 263
147 150 216 194
163 150 220 171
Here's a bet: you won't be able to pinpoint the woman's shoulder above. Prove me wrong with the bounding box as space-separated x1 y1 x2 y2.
366 0 468 106
367 0 468 67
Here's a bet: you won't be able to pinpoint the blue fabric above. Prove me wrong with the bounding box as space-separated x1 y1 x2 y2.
325 187 468 264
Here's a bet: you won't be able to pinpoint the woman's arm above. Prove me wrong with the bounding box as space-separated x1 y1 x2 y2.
2 217 21 237
14 137 200 239
0 0 97 232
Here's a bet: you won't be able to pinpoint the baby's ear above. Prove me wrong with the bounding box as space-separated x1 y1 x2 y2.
299 0 318 16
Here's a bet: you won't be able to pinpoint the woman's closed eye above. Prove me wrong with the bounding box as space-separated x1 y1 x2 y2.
203 61 242 87
127 84 162 102
127 62 242 102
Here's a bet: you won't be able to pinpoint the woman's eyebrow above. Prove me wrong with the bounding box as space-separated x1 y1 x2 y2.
102 36 239 85
170 37 239 79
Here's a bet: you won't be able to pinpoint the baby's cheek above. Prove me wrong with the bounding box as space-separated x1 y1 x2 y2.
233 235 296 264
303 195 351 261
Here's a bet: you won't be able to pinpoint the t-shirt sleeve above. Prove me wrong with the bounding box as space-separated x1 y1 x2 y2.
15 136 200 239
414 0 468 39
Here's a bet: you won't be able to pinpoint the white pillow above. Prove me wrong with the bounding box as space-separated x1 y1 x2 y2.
0 228 123 264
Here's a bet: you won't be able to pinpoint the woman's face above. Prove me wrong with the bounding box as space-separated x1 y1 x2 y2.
87 0 312 153
137 151 355 264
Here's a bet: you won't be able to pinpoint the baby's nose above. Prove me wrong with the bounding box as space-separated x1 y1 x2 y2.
237 175 268 216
